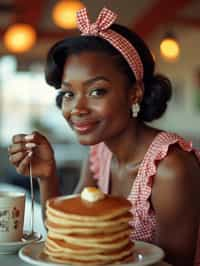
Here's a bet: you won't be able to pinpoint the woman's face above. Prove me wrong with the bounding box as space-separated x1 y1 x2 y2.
60 51 134 145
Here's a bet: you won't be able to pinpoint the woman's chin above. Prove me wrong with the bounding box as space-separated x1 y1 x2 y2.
76 134 102 146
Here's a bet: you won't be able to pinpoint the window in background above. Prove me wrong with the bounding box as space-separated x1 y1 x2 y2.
0 56 76 147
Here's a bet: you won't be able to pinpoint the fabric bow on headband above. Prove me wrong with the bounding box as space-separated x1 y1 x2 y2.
76 7 144 81
77 7 117 35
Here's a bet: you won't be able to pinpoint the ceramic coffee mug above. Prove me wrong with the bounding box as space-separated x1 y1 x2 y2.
0 191 25 242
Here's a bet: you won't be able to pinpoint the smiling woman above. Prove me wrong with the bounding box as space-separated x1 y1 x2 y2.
8 7 200 266
57 51 135 146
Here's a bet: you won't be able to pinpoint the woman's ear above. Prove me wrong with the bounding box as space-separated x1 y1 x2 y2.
129 81 144 106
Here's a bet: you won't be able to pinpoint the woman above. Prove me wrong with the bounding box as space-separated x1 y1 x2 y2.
8 7 200 265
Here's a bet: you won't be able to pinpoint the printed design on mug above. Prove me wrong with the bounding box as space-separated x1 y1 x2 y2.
12 207 20 230
0 208 9 232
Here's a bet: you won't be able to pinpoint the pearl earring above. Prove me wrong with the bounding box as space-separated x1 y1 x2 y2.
132 103 140 118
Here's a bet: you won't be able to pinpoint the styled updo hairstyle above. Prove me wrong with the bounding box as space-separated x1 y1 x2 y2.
45 24 172 122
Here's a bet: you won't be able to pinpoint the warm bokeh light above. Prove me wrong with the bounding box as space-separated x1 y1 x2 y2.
3 24 36 53
52 0 84 29
160 38 180 61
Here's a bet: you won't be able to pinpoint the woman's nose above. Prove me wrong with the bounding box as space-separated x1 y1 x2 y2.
71 95 89 116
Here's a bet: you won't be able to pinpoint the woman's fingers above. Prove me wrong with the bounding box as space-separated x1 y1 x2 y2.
11 131 46 146
16 153 31 175
25 131 48 145
25 131 55 160
8 143 25 154
9 132 42 155
9 134 37 156
12 134 26 144
9 131 54 175
9 151 27 166
8 142 36 155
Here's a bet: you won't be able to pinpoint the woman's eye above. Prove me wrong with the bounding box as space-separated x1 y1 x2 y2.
90 88 107 97
63 91 74 99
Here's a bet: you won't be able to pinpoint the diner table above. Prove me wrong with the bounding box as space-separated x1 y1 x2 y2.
0 182 171 266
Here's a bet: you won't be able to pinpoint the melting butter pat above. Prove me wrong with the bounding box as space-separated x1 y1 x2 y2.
81 187 105 202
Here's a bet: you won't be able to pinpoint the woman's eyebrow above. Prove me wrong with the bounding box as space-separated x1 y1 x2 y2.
61 81 71 87
83 76 111 86
62 76 111 87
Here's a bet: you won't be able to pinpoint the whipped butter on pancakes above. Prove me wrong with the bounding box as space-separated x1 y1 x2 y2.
44 187 134 265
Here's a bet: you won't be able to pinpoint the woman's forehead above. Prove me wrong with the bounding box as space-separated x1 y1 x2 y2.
63 52 121 81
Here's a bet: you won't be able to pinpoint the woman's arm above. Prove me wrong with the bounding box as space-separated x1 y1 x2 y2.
152 145 200 266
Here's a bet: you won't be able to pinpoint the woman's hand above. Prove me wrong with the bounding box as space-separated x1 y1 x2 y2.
8 131 56 179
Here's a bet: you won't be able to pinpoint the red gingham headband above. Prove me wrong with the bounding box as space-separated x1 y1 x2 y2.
76 7 144 81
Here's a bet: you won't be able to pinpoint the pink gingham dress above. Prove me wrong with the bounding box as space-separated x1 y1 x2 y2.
89 131 200 265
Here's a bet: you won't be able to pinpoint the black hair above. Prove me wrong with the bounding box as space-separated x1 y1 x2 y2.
45 24 172 122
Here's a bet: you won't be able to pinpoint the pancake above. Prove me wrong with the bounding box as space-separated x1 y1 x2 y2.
47 228 132 244
44 242 134 261
44 187 134 265
45 219 130 234
47 233 130 249
45 238 104 255
47 194 132 221
46 209 132 227
45 237 135 255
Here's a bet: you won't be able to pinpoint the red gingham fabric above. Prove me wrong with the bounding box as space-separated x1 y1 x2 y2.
76 7 144 81
89 131 200 265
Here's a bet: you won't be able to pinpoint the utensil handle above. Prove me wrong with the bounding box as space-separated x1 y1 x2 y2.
29 161 34 234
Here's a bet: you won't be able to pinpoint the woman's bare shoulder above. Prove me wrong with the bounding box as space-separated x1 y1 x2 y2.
152 144 200 219
157 144 200 182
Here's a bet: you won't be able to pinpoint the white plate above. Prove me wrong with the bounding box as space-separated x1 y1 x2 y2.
18 241 165 266
0 231 42 254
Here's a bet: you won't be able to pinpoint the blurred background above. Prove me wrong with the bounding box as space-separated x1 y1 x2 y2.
0 0 200 199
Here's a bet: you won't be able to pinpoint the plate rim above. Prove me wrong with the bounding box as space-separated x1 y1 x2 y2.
19 240 165 266
0 231 42 247
0 239 36 255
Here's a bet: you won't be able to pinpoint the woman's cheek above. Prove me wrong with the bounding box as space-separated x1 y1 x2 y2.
61 105 71 121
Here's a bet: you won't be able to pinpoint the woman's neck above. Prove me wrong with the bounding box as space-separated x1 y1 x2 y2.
104 121 159 166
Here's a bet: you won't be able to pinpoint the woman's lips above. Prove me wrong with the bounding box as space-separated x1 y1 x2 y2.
72 122 99 134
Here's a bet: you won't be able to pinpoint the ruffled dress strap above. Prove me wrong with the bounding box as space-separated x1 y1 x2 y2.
89 142 112 193
128 131 200 243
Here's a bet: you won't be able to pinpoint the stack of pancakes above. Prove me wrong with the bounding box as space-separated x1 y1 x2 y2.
44 189 134 265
